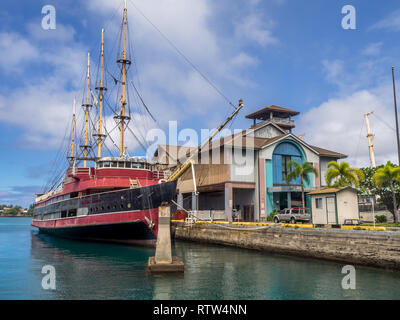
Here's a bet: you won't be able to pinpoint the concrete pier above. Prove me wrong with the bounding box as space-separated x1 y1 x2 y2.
147 203 184 273
172 222 400 270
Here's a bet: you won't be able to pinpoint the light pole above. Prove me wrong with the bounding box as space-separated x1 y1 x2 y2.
391 67 400 165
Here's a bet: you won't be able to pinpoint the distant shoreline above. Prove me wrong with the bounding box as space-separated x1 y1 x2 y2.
0 215 32 218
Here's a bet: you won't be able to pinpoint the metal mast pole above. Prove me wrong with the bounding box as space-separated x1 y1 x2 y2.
120 0 128 157
97 29 105 158
70 98 76 163
364 112 376 168
83 52 91 168
392 66 400 165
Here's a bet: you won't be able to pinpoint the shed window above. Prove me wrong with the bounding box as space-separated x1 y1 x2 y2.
315 198 323 209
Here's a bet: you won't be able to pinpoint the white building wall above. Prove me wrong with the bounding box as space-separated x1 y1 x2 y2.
230 147 255 183
311 195 328 224
250 124 283 139
337 190 359 224
319 157 337 186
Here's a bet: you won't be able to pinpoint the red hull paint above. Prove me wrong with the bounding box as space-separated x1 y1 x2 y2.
32 208 159 237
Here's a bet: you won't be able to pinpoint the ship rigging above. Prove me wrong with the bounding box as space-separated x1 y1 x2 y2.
32 0 243 246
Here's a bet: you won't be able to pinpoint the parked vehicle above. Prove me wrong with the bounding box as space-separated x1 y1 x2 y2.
273 207 311 224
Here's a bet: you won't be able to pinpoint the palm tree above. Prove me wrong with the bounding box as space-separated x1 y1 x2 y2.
325 161 364 187
372 162 400 224
286 161 318 208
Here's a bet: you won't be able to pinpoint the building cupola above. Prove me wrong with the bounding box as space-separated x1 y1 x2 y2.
245 105 300 133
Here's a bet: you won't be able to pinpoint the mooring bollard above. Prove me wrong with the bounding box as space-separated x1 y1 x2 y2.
147 202 184 273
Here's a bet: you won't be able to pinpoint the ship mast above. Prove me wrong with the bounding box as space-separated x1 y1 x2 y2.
94 29 107 159
82 52 92 168
69 98 76 167
116 0 131 157
364 112 376 168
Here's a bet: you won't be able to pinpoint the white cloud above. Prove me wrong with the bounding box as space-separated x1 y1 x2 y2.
362 42 383 56
0 78 77 149
370 9 400 32
0 32 39 72
230 52 259 67
322 59 345 84
84 0 271 137
0 28 87 149
27 23 76 43
235 13 278 47
0 0 275 156
321 58 391 95
296 88 398 168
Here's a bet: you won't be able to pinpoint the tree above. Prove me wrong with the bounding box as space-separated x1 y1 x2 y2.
27 204 34 216
6 206 23 216
286 161 318 208
359 163 400 223
325 161 364 187
372 162 400 224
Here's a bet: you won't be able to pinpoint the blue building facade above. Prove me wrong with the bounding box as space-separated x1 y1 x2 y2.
169 105 347 222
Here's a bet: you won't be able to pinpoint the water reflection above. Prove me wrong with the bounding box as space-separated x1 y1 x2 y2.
30 230 155 299
1 218 399 300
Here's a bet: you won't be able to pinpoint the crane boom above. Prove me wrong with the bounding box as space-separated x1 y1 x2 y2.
167 99 244 182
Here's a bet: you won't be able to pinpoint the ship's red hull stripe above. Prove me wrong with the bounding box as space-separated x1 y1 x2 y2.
32 208 159 235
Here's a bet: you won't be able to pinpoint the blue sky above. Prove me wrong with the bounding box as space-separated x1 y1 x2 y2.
1 0 400 207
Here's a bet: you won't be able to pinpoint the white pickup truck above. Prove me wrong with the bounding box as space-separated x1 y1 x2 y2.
274 207 311 224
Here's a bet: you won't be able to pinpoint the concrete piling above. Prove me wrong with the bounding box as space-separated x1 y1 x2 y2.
147 202 184 273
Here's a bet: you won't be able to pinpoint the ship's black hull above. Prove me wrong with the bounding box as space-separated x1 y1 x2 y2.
32 180 177 246
39 220 157 246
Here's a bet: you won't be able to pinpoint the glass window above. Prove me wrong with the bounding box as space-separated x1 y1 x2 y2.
132 162 144 169
118 162 125 168
281 155 291 182
316 198 323 209
125 162 131 168
103 162 111 168
111 162 117 168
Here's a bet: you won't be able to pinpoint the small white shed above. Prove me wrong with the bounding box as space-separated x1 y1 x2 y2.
308 187 360 225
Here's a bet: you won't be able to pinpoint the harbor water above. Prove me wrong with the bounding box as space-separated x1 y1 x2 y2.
1 217 400 300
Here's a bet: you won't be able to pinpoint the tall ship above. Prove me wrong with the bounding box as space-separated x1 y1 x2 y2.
32 1 242 246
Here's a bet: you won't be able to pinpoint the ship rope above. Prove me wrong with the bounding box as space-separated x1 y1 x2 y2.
128 0 236 111
42 0 240 197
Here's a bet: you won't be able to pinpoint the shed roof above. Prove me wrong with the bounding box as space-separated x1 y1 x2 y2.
308 186 357 195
